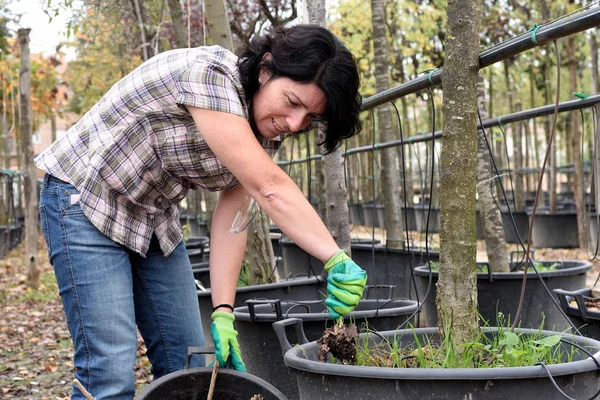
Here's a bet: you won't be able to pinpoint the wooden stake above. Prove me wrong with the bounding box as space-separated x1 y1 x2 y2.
206 361 219 400
73 378 95 400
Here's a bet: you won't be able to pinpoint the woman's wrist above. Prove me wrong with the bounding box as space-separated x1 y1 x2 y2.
212 303 234 312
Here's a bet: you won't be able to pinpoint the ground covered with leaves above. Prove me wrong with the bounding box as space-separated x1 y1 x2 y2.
0 234 152 399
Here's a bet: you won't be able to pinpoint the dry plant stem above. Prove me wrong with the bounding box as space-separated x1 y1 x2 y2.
73 379 95 400
207 361 219 400
511 40 560 332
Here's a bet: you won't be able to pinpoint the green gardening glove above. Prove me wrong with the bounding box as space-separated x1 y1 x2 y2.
324 250 368 319
210 311 246 372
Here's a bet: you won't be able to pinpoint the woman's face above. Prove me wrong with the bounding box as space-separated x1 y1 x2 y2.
252 69 327 140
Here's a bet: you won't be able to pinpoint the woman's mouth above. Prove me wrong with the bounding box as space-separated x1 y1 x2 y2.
272 118 286 134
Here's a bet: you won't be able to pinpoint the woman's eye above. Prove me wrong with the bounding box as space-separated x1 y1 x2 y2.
286 97 298 106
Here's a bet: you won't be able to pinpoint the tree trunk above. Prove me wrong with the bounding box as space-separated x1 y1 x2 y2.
567 36 585 248
167 0 189 49
401 98 415 207
371 0 403 247
18 29 39 289
513 103 525 212
476 74 509 272
244 209 280 285
437 0 480 353
132 0 150 61
205 0 234 48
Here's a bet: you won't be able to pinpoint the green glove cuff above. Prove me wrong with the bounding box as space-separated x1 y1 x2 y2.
324 249 350 272
212 311 235 322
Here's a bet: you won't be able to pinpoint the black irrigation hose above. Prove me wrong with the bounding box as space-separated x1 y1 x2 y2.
579 108 600 261
536 361 600 400
390 101 421 310
478 109 583 337
303 131 319 279
369 109 381 322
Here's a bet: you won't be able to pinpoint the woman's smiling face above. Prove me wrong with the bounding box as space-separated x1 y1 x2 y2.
251 68 327 140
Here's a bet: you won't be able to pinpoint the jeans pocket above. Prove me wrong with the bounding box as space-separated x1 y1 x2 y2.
60 186 85 216
39 205 52 258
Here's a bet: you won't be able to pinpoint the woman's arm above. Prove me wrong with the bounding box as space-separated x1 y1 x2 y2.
187 106 340 263
209 184 248 310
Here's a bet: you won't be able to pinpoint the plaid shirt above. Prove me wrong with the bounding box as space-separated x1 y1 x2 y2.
35 46 282 257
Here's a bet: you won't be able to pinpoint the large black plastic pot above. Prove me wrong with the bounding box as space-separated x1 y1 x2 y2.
362 203 384 228
400 206 417 232
348 202 364 225
184 236 209 251
501 209 530 244
136 347 286 399
413 205 440 233
187 247 210 264
0 225 8 258
280 239 439 299
234 298 419 400
191 262 210 289
554 287 600 340
529 211 579 248
9 223 22 250
197 275 326 347
414 260 592 330
276 320 600 400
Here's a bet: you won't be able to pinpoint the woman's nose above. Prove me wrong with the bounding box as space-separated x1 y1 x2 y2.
287 111 310 132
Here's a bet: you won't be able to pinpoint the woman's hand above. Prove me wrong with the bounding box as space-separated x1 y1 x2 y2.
323 250 368 318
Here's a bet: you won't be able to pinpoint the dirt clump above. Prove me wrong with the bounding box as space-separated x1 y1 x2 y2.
317 324 358 364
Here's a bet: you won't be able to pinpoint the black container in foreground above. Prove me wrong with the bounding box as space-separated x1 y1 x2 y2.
276 321 600 400
234 299 419 400
136 347 286 400
197 275 326 347
554 287 600 340
414 260 592 330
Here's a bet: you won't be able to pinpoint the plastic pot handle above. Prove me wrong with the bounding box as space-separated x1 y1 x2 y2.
272 318 309 355
554 289 589 321
184 346 217 369
364 285 396 300
245 299 282 323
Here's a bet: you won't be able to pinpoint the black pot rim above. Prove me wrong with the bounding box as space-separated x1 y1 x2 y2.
197 275 325 298
279 237 440 256
413 260 592 280
234 299 419 322
136 367 286 399
283 327 600 380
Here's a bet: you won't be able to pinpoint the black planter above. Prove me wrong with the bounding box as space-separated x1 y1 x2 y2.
400 206 417 231
198 275 326 347
187 247 210 264
191 262 210 289
348 202 364 225
554 287 600 340
362 203 384 228
235 298 419 400
280 239 440 300
414 260 592 330
9 224 22 250
0 225 8 258
501 210 530 244
529 211 579 248
277 321 600 400
350 243 439 300
136 348 286 400
413 205 440 233
184 236 209 251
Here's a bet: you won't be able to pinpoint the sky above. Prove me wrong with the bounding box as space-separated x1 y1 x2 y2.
7 0 71 55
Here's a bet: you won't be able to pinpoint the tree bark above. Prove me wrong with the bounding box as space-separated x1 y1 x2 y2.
437 0 480 353
18 29 39 289
371 0 403 247
307 0 352 254
476 74 509 272
167 0 189 49
132 0 149 61
205 0 234 49
567 36 585 248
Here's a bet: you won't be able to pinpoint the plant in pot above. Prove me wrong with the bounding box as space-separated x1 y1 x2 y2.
273 6 600 399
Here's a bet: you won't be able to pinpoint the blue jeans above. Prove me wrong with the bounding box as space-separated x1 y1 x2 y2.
39 174 205 399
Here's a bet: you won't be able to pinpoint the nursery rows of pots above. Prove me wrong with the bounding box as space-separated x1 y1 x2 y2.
160 217 600 400
0 219 24 258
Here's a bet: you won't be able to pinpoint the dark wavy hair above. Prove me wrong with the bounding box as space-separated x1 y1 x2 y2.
237 24 362 154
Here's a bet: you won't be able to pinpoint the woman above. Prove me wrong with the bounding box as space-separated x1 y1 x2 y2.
36 24 367 399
